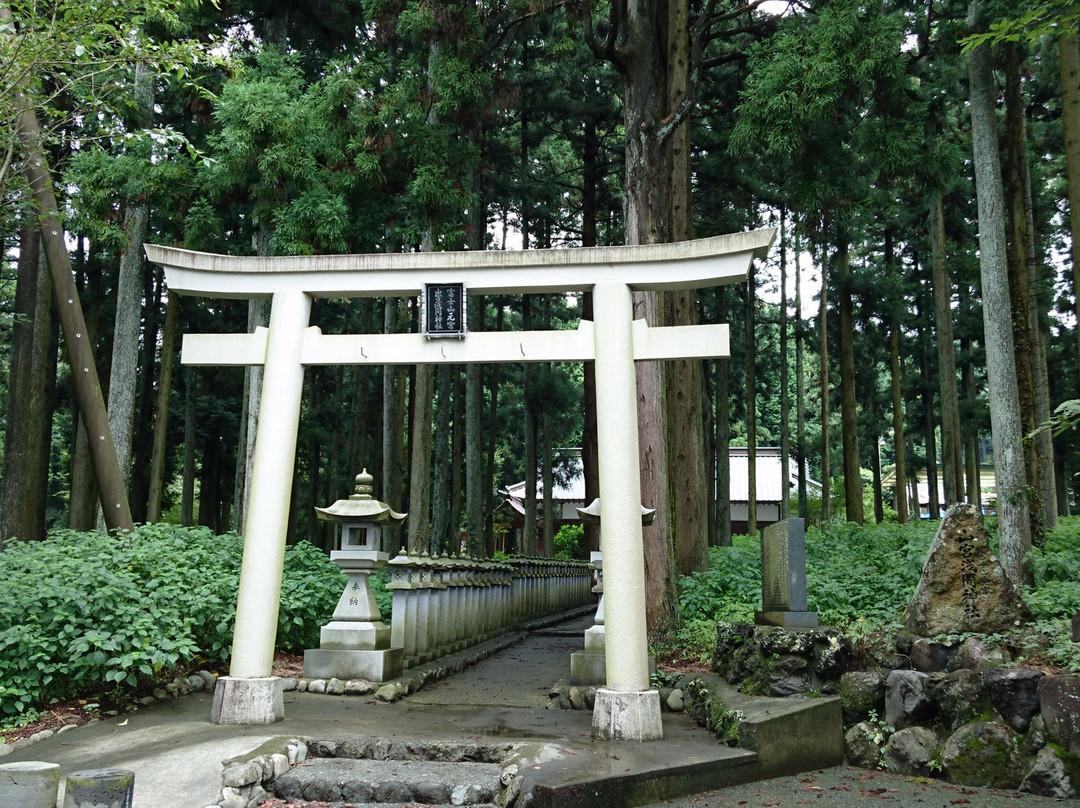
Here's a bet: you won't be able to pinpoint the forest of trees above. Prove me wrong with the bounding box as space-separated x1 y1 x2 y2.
1 0 1078 635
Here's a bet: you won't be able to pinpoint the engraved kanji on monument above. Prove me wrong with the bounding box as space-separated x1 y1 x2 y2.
755 517 818 628
903 503 1032 636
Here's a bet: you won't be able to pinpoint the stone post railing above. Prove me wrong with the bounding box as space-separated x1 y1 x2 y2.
385 553 592 670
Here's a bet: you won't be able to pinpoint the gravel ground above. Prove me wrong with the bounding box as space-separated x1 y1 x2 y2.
639 765 1077 808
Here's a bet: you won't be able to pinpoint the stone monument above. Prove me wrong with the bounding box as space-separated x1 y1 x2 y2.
903 503 1032 636
303 469 407 682
755 517 818 628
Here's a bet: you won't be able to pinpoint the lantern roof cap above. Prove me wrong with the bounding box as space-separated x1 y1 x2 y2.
315 469 407 524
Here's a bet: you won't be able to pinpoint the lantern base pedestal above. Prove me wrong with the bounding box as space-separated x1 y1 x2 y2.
303 647 403 683
320 620 391 650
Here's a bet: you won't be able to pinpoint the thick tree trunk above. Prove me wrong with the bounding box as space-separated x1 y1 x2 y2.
0 225 52 544
968 1 1033 586
1059 31 1080 383
105 62 154 516
485 305 505 554
837 237 863 524
1004 41 1043 546
407 362 434 555
465 297 485 557
664 0 707 575
431 364 454 554
1023 139 1057 530
382 298 408 555
930 194 964 506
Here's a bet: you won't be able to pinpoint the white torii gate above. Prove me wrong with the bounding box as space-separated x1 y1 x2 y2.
146 228 774 741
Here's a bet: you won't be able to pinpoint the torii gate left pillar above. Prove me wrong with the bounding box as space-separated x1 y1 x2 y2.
147 229 774 740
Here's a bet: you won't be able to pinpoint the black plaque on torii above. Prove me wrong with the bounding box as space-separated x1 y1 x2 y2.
421 282 466 338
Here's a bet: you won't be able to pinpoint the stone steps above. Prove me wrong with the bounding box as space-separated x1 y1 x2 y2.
272 757 503 805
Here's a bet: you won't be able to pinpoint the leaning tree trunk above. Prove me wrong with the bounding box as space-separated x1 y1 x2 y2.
11 87 133 532
968 0 1033 586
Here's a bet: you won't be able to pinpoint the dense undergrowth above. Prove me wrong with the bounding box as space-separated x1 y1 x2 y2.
4 516 1078 736
663 516 1080 672
0 524 344 724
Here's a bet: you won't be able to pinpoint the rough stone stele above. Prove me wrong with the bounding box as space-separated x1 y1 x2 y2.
902 504 1031 636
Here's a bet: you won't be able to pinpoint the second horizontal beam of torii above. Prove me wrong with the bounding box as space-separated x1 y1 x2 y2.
180 320 730 366
145 227 775 742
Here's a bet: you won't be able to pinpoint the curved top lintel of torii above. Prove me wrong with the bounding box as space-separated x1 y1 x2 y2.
145 228 776 300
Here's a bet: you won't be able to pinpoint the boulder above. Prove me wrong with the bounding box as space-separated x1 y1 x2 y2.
1038 674 1080 755
768 655 811 697
902 504 1032 636
909 638 954 672
953 635 1008 671
839 671 884 725
941 721 1026 789
713 623 758 685
885 670 934 730
1020 746 1078 799
933 669 988 731
810 629 854 681
983 667 1042 733
844 722 885 770
882 726 938 776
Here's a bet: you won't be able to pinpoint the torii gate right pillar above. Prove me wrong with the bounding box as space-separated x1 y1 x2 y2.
590 280 660 740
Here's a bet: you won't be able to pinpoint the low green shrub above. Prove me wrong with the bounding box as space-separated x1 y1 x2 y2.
0 524 344 717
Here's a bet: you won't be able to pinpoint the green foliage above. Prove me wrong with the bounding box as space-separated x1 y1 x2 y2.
805 521 935 631
0 525 344 717
553 524 583 560
960 0 1080 51
679 536 762 624
668 519 1080 674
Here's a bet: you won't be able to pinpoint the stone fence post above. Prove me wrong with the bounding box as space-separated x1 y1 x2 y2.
386 553 591 669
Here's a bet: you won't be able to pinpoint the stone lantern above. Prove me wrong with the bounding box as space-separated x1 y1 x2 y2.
302 469 407 682
570 498 655 686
